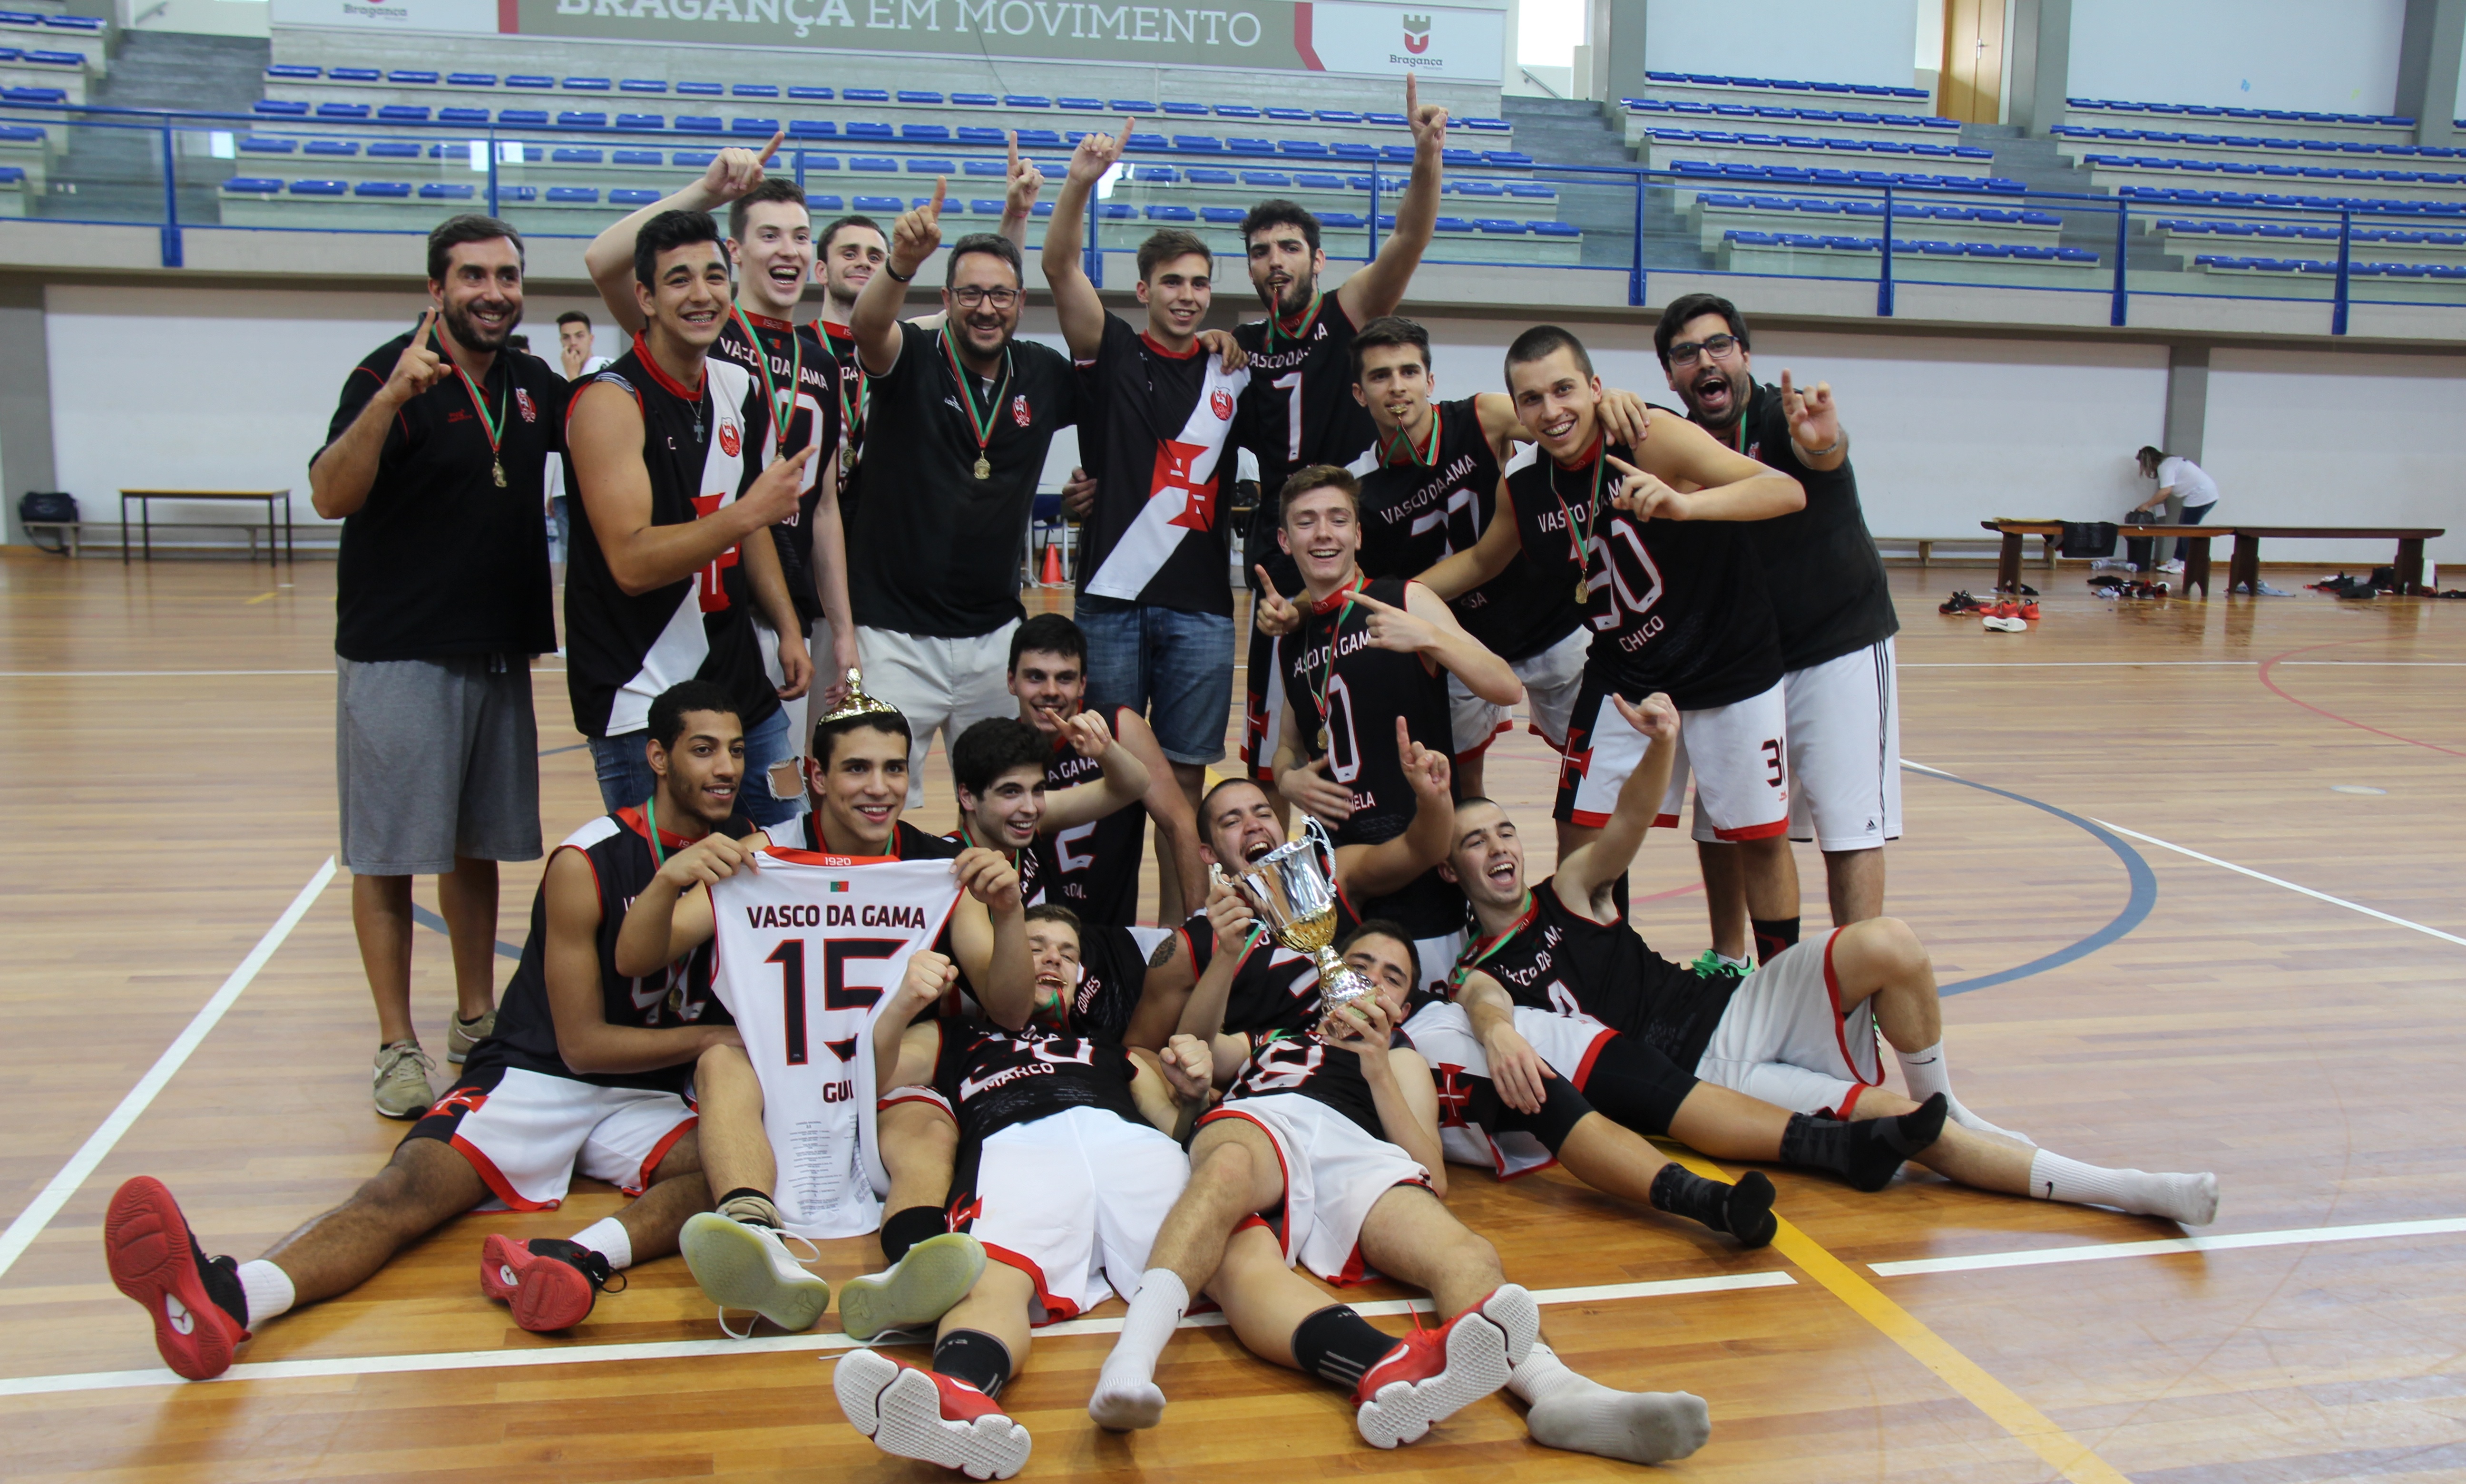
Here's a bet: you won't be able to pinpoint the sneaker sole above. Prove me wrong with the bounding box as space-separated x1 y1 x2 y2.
479 1233 597 1332
836 1347 1032 1480
1355 1311 1511 1449
679 1213 829 1333
1476 1283 1539 1366
837 1233 987 1342
103 1177 243 1381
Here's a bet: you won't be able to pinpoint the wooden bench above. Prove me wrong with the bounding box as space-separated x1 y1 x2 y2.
119 488 294 564
1877 535 2038 571
24 520 283 561
2226 527 2446 596
1985 519 2219 596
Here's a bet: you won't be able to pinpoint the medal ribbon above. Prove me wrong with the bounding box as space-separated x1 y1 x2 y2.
827 325 867 456
937 318 1013 469
1448 889 1537 990
733 306 802 456
1378 401 1441 469
1547 437 1608 593
1268 289 1322 352
451 354 506 475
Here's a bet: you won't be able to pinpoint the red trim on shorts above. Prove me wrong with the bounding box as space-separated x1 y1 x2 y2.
1323 1178 1432 1287
1649 811 1679 830
1820 928 1885 1088
879 1088 955 1116
1454 717 1514 767
449 1134 560 1212
981 1242 1081 1324
1569 808 1613 828
1711 818 1790 842
1836 1085 1865 1120
1524 721 1569 752
1568 1026 1614 1092
1198 1107 1294 1263
625 1113 697 1197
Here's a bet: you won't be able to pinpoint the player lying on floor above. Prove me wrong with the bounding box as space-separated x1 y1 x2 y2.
1090 920 1714 1464
1442 693 2221 1227
102 682 758 1379
613 686 1033 1335
833 905 1208 1481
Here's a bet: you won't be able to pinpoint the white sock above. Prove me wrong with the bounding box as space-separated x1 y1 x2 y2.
1088 1269 1187 1430
236 1259 295 1326
1713 952 1750 972
569 1217 634 1271
1895 1042 2035 1147
1509 1342 1711 1464
2028 1150 2219 1226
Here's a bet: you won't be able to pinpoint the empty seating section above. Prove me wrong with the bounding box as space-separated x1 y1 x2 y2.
1689 192 2060 251
2061 98 2411 146
1636 70 1932 115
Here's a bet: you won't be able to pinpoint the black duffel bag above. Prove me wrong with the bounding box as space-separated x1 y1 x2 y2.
19 491 77 554
2060 520 2117 558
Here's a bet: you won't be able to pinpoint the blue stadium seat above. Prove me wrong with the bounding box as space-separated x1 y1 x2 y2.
809 194 845 208
1097 203 1134 219
1484 150 1534 166
968 199 1005 214
330 67 381 82
547 186 598 203
899 89 944 104
1278 139 1328 157
1176 134 1225 153
239 138 295 154
1331 141 1375 160
850 156 896 172
675 115 724 133
1319 211 1366 227
558 111 607 128
853 194 904 211
222 176 283 194
314 103 370 120
439 107 489 125
368 141 420 159
1241 170 1291 186
507 75 553 89
564 77 611 91
419 183 474 200
956 126 1003 145
1202 205 1245 223
732 117 780 136
953 92 998 106
1004 95 1050 107
619 113 666 130
844 88 889 102
387 70 438 85
1226 137 1276 156
1161 101 1206 116
1146 204 1197 220
622 79 668 93
612 188 661 205
733 83 779 97
1058 96 1103 110
900 123 950 141
304 140 359 157
789 86 833 100
845 121 891 140
551 147 603 163
265 64 319 79
677 81 723 96
1110 98 1156 111
1186 167 1236 184
448 72 498 87
499 109 549 126
378 106 431 123
1013 128 1061 147
962 159 1006 176
613 149 661 166
1213 104 1259 118
1133 164 1177 182
1292 172 1344 188
1475 219 1527 234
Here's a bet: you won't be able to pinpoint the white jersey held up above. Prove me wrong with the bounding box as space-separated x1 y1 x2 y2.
709 851 963 1240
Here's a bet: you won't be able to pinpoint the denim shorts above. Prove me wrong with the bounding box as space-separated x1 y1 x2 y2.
590 701 798 827
1074 596 1235 765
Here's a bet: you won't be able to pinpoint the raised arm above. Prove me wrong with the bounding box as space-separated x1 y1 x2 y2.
1338 716 1453 900
1174 883 1256 1043
1392 581 1519 703
1779 370 1846 472
1621 409 1802 521
568 381 814 596
1416 480 1522 598
546 849 743 1075
611 831 761 977
1335 74 1446 323
1555 692 1680 915
851 179 946 377
309 310 450 521
948 848 1035 1029
1039 710 1151 831
1112 711 1208 917
581 131 784 335
1040 121 1131 361
998 132 1044 249
872 958 951 1090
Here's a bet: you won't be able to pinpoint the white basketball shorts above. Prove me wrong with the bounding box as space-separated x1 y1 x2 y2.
1692 928 1884 1118
1781 637 1901 851
1201 1093 1431 1284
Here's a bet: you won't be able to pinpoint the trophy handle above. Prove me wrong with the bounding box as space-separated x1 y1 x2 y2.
1299 814 1341 891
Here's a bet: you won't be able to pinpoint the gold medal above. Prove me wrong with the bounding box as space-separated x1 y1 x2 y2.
492 459 506 488
973 456 992 480
1575 574 1589 604
1316 726 1329 751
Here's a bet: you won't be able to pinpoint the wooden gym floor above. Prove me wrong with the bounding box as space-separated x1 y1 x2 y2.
0 548 2460 1483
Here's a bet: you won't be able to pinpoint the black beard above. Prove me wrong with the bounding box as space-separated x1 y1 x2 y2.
443 299 516 352
1684 371 1743 430
1258 274 1316 318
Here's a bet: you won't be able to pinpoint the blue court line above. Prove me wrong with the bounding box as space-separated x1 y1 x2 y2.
540 742 587 757
1901 761 2158 996
409 903 523 961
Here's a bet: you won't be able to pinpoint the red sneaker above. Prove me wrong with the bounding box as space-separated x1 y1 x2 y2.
102 1176 251 1381
1987 599 2020 619
835 1346 1032 1479
2019 600 2041 620
480 1235 619 1332
1351 1296 1518 1448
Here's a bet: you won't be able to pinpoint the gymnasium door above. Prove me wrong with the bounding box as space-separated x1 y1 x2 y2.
1939 0 2004 124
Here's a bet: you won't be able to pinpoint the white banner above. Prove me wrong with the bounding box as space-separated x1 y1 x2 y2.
270 0 502 34
1298 1 1503 82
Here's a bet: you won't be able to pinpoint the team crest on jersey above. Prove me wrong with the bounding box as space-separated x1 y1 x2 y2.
1011 394 1031 427
1211 388 1235 421
719 421 741 457
514 388 536 423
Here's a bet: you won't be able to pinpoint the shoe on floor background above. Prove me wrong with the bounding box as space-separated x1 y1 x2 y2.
1983 615 2028 633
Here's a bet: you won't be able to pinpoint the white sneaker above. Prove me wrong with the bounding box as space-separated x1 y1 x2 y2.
1982 615 2029 633
679 1212 831 1336
2158 561 2184 574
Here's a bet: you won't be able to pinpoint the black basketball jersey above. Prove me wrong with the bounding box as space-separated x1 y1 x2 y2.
1060 922 1155 1045
1720 382 1898 672
1347 398 1580 664
933 1019 1145 1143
1455 876 1741 1071
715 312 841 628
1506 435 1783 711
1223 1025 1416 1142
1276 576 1452 849
1234 293 1370 596
819 320 868 521
563 344 781 739
481 808 742 1093
1028 705 1143 927
1075 315 1248 617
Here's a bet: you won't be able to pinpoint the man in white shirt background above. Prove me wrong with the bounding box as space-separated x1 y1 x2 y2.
2133 445 2220 575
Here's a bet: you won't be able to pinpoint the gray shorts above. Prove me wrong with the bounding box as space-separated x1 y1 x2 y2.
337 655 543 876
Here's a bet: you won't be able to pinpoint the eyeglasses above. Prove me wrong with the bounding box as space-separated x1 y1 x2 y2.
1666 333 1741 367
950 285 1021 309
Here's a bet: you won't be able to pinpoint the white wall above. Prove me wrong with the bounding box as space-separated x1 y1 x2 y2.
2204 348 2466 564
1413 315 2168 542
2068 0 2405 114
1644 0 1918 90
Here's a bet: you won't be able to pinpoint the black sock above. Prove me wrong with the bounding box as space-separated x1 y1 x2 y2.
1649 1165 1776 1248
1751 917 1801 965
932 1329 1014 1399
881 1205 948 1265
1780 1093 1947 1192
200 1250 250 1329
1290 1304 1400 1396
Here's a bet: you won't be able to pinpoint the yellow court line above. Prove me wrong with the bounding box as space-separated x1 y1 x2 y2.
1665 1150 2134 1484
244 591 279 605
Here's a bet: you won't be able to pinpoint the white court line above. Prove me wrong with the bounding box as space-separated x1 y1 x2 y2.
0 1270 1794 1398
1872 1216 2466 1277
0 859 338 1284
2091 819 2466 949
1899 661 2466 669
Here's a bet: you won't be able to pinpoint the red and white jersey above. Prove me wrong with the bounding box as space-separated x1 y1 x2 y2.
709 851 962 1240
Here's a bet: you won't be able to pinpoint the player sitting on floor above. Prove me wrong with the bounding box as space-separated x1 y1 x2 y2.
834 903 1210 1480
1090 921 1714 1466
615 682 1033 1336
1446 694 2222 1227
946 710 1150 911
102 682 756 1379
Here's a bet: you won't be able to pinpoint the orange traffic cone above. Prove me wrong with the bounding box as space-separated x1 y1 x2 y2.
1039 539 1065 586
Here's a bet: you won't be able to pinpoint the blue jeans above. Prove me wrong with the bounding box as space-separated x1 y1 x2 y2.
1075 595 1235 764
590 702 799 826
2173 499 2212 561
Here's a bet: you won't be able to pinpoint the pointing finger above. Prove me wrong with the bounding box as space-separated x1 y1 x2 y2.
1254 565 1283 602
1008 129 1021 170
759 127 785 164
928 176 947 217
1603 454 1644 480
1405 71 1417 119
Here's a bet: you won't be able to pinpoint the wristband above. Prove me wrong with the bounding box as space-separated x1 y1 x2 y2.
1797 434 1844 458
882 262 916 283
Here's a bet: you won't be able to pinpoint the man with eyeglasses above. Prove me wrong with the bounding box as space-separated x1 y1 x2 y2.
1653 294 1899 966
847 180 1084 808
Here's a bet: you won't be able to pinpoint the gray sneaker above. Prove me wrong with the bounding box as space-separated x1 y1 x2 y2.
680 1212 831 1337
372 1041 437 1120
838 1232 988 1342
447 1009 496 1064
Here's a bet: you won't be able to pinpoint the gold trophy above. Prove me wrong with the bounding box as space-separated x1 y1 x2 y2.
1233 820 1374 1020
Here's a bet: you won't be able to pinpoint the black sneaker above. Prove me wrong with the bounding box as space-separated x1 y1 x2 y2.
1938 590 1983 615
481 1234 623 1331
